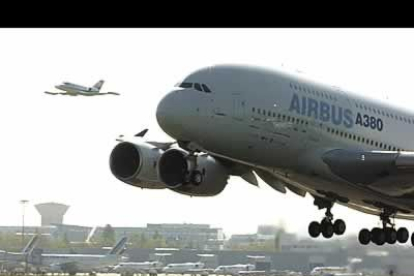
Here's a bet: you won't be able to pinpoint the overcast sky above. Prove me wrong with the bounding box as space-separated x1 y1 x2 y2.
2 28 414 239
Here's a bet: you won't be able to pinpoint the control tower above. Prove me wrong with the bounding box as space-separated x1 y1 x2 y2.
35 202 69 226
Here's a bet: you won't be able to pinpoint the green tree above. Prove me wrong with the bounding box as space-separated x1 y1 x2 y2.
102 224 115 246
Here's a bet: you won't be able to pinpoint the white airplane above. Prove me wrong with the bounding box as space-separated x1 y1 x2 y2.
310 266 362 276
44 80 120 96
40 236 128 275
109 64 414 247
112 260 163 276
162 261 209 274
0 235 39 272
214 264 255 275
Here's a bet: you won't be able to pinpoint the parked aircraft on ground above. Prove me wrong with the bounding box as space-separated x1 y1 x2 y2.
214 264 255 275
45 80 119 96
39 237 128 275
112 260 163 276
162 261 210 274
0 235 39 272
110 64 414 247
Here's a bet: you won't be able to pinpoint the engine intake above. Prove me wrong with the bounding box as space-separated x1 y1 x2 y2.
110 142 141 179
157 149 188 188
109 141 166 189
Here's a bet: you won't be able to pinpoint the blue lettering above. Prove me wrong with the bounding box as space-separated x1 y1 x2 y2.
307 98 318 119
289 94 301 114
319 101 330 122
331 105 343 125
343 109 353 128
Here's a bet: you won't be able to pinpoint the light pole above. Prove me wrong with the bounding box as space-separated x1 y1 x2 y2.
20 199 29 273
20 200 29 247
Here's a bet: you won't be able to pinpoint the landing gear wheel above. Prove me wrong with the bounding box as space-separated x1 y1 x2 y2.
371 228 386 245
308 221 321 238
385 228 397 244
358 229 371 245
321 220 334 239
397 227 409 243
333 219 346 235
190 170 203 185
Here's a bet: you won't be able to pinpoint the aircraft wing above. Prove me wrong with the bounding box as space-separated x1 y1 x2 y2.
322 149 414 197
44 91 69 95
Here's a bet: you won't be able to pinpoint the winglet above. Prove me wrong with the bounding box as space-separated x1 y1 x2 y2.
135 129 149 137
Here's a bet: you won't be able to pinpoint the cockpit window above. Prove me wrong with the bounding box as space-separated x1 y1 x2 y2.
176 82 212 93
194 83 202 92
202 84 211 93
179 82 193 88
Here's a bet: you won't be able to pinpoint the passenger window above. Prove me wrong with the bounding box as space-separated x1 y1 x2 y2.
202 84 212 93
179 82 193 88
194 83 202 92
268 111 271 116
252 107 255 112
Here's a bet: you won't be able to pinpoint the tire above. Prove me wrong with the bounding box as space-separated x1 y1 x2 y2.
321 220 334 239
372 228 385 245
333 219 346 235
308 221 321 238
358 229 371 245
385 228 397 244
397 227 409 243
411 232 414 246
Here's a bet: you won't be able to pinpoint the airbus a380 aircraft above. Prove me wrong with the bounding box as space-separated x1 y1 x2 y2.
110 64 414 247
44 80 120 96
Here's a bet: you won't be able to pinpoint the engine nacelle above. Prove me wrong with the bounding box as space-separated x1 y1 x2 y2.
157 148 229 196
109 141 166 189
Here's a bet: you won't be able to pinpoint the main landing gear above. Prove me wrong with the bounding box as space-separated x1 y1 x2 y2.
308 198 346 239
358 210 411 246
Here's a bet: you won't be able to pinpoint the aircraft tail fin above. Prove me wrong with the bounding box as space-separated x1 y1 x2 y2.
22 234 39 254
93 80 105 91
107 236 127 255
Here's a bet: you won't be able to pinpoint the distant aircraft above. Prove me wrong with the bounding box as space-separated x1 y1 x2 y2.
0 235 39 272
112 260 163 276
44 80 120 96
213 264 255 276
39 236 128 275
162 262 210 274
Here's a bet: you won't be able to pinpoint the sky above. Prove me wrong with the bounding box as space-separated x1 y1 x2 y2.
2 28 414 239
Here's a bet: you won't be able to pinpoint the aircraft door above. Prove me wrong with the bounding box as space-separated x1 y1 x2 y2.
232 93 245 121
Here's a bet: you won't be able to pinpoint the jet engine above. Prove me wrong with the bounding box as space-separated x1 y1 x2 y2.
157 148 229 196
109 141 166 189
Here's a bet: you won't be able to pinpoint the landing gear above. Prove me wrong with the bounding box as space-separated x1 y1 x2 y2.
358 209 410 246
308 198 346 239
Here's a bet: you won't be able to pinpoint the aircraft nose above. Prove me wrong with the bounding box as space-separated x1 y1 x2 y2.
156 91 183 136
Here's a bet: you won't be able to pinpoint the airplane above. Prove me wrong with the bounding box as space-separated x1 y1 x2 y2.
109 63 414 248
213 264 255 275
0 234 39 272
162 261 210 274
112 260 164 276
40 236 128 275
44 80 120 96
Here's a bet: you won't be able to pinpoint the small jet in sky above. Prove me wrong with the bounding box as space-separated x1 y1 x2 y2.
44 80 120 96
